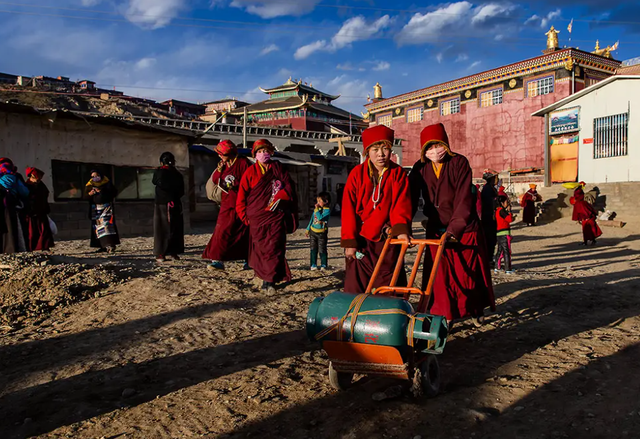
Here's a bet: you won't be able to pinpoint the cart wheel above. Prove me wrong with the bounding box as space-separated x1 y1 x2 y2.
328 361 353 391
411 355 440 398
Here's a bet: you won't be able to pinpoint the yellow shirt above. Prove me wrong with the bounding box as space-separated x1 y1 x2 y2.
432 162 444 179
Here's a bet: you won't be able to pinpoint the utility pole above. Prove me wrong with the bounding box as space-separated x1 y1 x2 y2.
243 106 248 148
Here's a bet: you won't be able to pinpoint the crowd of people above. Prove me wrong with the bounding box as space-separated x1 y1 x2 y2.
0 126 602 325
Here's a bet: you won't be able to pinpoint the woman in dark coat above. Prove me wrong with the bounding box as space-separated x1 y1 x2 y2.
153 152 185 262
85 169 120 253
409 123 495 326
24 167 54 251
480 171 499 264
0 158 29 253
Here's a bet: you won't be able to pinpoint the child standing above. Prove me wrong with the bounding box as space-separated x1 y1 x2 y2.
306 192 331 270
494 194 514 274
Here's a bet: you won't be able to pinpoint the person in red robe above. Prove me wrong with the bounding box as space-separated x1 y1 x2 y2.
571 183 602 245
202 140 251 270
236 139 298 293
409 123 495 325
24 167 54 251
341 125 412 295
520 184 542 226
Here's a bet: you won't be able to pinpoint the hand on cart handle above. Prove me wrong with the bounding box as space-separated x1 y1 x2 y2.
397 233 414 248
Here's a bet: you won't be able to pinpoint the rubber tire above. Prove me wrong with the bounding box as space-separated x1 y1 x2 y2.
419 355 441 398
328 361 354 391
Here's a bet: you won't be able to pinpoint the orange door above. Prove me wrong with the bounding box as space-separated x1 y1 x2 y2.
550 140 578 183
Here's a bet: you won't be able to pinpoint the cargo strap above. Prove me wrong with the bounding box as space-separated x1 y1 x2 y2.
314 293 426 347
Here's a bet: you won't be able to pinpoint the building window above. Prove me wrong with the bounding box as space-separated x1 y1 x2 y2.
377 113 392 127
585 76 602 88
51 160 156 201
406 106 424 123
440 98 460 116
527 76 554 97
480 88 503 107
594 113 629 159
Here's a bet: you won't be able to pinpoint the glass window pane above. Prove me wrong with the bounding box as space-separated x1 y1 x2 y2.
51 161 82 199
113 167 138 199
137 169 156 199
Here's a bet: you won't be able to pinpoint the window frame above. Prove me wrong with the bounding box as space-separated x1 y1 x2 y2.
479 87 503 108
440 97 461 116
593 112 629 159
526 75 555 98
406 106 424 123
376 112 393 127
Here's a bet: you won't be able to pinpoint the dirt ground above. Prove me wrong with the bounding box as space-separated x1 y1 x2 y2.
1 216 639 439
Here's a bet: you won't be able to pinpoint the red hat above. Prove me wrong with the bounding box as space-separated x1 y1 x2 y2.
420 123 450 162
25 167 44 179
362 125 394 155
252 138 275 157
215 139 237 156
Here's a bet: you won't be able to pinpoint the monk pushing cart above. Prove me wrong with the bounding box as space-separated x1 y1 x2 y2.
306 235 449 397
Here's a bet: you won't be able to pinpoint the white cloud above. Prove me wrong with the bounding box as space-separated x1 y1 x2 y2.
436 53 444 63
294 15 390 60
455 53 469 62
227 0 321 19
396 1 519 47
81 0 102 5
124 0 184 29
468 60 482 71
135 57 157 70
325 75 370 114
372 61 390 71
260 44 280 56
525 9 562 29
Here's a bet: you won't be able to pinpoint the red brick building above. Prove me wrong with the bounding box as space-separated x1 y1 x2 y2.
364 46 621 177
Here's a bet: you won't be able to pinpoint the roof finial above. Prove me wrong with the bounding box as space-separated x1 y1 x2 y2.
545 26 560 51
374 82 383 100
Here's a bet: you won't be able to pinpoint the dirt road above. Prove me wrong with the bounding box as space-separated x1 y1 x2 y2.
1 218 639 439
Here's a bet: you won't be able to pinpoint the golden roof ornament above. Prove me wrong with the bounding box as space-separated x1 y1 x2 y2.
374 82 383 100
285 76 294 85
592 40 616 58
545 26 560 51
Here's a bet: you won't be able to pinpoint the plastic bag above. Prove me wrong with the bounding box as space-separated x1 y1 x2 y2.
48 216 58 235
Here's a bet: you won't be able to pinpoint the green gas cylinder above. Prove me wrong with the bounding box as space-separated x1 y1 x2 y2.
306 292 448 354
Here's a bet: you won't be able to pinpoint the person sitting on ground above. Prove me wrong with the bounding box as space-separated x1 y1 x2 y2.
306 191 331 271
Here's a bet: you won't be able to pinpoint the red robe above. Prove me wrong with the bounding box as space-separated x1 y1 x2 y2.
25 180 54 251
521 190 538 225
236 161 296 283
409 154 495 321
341 159 412 294
572 188 602 242
202 157 251 261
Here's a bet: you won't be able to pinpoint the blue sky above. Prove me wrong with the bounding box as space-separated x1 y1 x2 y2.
0 0 638 113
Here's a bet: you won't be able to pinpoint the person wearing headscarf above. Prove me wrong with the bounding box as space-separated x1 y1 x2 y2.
85 169 120 253
571 182 602 245
153 152 185 262
520 183 542 226
480 170 499 264
341 125 412 294
24 167 54 251
202 140 251 270
0 158 29 253
236 139 298 293
409 123 495 326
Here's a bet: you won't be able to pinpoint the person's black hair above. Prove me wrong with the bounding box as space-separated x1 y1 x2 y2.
160 152 176 166
497 195 509 205
318 191 331 204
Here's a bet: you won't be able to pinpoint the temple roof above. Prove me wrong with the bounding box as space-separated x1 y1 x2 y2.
229 94 363 121
259 78 340 100
365 48 622 113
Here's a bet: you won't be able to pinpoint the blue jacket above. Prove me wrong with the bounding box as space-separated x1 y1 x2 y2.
0 174 29 201
306 206 330 233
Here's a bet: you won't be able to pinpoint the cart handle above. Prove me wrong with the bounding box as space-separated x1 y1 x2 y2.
364 235 448 313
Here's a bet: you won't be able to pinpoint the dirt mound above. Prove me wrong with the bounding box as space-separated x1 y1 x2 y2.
0 254 126 328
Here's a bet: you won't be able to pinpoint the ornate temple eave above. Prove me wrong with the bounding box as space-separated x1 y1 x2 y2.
365 48 622 114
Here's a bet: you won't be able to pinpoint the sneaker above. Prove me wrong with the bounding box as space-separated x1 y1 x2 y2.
156 255 165 263
310 265 318 271
320 265 328 271
493 268 499 274
207 261 225 270
266 286 276 294
242 262 251 270
505 270 516 275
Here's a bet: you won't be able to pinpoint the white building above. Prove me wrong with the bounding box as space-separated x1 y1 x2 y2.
533 75 640 184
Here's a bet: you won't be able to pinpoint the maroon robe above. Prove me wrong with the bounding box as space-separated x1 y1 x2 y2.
521 189 540 225
25 180 54 251
202 157 251 261
409 155 495 321
237 161 297 284
572 188 602 242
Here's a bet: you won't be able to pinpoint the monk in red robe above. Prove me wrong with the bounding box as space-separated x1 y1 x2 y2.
341 125 412 294
521 184 542 226
202 140 251 270
571 183 602 245
237 139 298 293
24 167 54 251
409 123 495 325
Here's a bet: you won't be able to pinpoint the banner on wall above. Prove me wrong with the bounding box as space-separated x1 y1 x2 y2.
550 107 580 135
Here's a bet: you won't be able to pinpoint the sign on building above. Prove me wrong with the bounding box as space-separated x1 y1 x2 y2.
550 107 580 134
